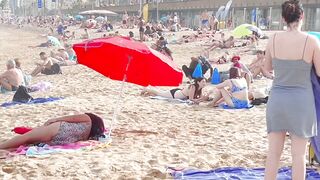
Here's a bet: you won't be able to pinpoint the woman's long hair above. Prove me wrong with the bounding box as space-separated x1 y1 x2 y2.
229 67 242 79
191 77 205 99
85 113 105 140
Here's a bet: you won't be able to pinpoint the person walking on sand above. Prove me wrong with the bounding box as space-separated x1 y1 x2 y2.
264 1 320 179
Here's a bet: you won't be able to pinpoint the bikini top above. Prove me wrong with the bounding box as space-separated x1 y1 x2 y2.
230 80 246 93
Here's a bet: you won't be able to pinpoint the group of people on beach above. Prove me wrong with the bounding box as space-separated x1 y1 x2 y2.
141 1 320 179
1 1 320 179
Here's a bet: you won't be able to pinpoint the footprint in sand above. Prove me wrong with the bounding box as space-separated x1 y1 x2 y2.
2 165 14 174
144 169 167 179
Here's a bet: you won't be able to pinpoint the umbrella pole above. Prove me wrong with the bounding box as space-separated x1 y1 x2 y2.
107 56 132 138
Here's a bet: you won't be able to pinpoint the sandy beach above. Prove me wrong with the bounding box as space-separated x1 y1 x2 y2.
0 25 308 179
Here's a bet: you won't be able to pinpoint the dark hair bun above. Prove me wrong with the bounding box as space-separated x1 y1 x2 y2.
282 0 303 24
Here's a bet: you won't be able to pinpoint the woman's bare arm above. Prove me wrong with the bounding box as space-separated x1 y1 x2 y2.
214 80 232 89
45 114 91 125
264 35 274 72
188 85 196 100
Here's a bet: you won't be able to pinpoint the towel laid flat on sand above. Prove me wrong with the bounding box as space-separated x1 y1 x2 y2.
1 97 63 107
150 96 193 104
12 138 111 157
169 167 320 180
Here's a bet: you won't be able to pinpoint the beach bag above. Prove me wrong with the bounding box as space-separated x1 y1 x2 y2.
211 68 220 84
192 63 203 78
12 86 33 103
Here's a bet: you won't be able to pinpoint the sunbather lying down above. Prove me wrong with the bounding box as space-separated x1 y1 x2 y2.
0 113 105 157
141 77 208 104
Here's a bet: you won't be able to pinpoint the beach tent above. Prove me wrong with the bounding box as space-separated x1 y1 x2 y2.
232 24 262 38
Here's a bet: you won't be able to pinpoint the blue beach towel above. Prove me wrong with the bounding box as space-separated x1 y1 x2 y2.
1 97 63 107
169 167 320 180
221 104 254 109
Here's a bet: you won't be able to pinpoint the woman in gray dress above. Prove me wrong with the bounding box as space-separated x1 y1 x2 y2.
264 1 320 179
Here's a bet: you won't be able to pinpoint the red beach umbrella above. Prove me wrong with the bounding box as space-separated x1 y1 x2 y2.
73 36 183 138
73 36 183 87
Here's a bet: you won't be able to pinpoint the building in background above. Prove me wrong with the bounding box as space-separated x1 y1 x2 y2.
7 0 320 31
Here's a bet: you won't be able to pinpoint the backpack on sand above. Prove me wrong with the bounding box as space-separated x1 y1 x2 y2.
12 86 33 103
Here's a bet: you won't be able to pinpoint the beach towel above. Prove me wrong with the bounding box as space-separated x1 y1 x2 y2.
150 96 193 104
169 167 320 180
1 97 63 107
12 139 111 157
221 103 253 109
310 67 320 162
28 82 52 92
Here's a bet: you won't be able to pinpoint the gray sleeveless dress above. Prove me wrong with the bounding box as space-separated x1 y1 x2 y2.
266 59 317 138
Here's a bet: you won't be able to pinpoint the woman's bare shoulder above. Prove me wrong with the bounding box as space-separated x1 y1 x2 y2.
307 34 320 46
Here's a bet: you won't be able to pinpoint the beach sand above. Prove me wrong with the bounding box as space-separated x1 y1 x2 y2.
0 25 310 179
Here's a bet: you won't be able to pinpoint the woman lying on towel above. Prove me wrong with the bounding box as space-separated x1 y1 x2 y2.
141 77 207 103
0 113 105 151
207 67 250 108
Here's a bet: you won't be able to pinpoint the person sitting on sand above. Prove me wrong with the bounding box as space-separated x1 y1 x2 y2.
31 52 54 76
128 31 134 39
207 67 250 108
248 50 274 79
152 36 173 60
14 58 32 86
152 36 168 51
51 47 68 62
141 77 207 103
182 56 213 80
0 60 24 91
64 44 77 62
81 28 90 39
230 56 252 89
0 113 105 154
